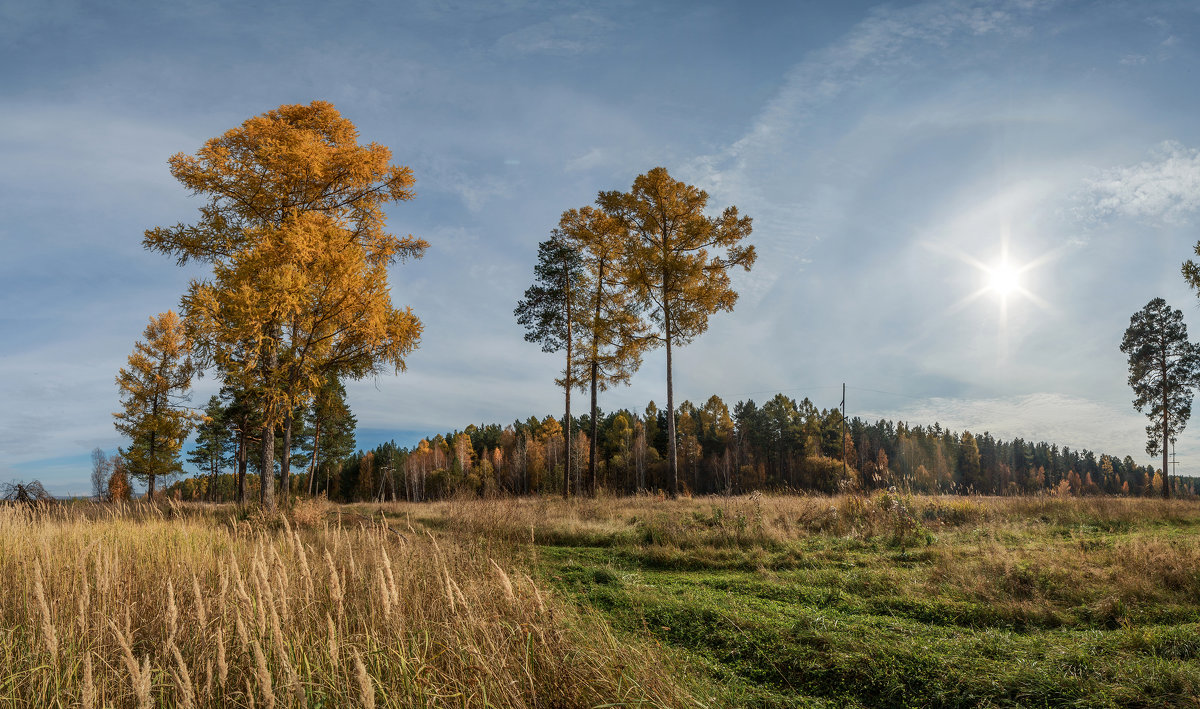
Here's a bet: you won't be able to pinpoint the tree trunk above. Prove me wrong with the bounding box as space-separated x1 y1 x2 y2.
280 407 292 505
1162 345 1171 500
1163 391 1171 500
564 268 573 500
587 259 604 497
147 423 157 501
665 310 678 498
308 419 322 496
236 430 247 505
261 341 278 512
589 359 599 496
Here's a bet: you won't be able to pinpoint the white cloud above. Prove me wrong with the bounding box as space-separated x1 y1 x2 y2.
1081 141 1200 224
688 0 1055 198
495 12 614 56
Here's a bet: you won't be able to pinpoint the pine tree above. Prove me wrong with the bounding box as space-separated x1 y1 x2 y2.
187 395 230 501
515 234 584 499
1120 297 1200 499
304 376 356 497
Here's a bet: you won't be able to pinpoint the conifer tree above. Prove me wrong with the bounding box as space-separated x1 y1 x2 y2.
187 396 230 501
304 375 356 497
515 233 584 498
559 206 649 495
1120 297 1200 499
598 168 754 496
146 101 426 510
113 311 199 499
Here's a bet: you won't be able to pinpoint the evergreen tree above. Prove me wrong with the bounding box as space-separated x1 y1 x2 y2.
303 376 356 497
515 233 584 499
187 395 231 501
1120 297 1200 499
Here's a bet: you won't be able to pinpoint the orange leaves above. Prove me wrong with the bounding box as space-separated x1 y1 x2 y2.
147 100 425 438
146 100 423 269
113 311 200 493
598 166 755 346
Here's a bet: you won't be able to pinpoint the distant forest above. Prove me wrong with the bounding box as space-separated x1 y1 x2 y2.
163 391 1197 502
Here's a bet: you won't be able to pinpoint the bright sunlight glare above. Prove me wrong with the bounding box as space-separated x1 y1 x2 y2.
987 262 1021 297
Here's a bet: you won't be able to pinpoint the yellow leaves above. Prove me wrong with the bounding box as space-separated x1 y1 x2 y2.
148 101 426 435
146 101 422 270
597 166 755 345
113 311 200 484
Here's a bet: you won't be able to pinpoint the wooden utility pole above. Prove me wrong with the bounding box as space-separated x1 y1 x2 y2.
1170 441 1178 496
841 383 847 483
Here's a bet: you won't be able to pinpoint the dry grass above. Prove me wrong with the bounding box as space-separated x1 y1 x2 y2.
369 491 1200 621
0 501 692 708
367 492 1200 706
5 493 1197 707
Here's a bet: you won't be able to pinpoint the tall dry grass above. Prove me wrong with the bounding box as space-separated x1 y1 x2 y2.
0 501 692 707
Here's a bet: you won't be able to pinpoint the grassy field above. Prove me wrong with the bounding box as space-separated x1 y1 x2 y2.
3 493 1199 707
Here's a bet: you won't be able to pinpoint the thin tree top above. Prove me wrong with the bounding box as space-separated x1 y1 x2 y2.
597 166 755 344
1119 297 1200 419
514 232 584 354
144 100 426 267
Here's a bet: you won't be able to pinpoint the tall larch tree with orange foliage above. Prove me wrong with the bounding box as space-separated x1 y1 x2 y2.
558 205 649 496
598 167 754 497
113 310 199 500
145 101 427 511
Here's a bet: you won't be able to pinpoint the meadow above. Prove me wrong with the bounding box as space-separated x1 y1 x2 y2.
3 493 1199 707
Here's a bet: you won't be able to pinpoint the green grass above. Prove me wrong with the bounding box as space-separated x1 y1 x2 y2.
391 493 1200 708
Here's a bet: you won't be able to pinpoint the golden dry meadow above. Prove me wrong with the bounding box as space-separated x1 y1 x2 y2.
4 493 1200 707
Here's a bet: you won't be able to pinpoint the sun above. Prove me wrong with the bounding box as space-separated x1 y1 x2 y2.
986 261 1021 298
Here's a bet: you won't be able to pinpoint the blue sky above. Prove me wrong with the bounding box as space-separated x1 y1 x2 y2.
4 0 1200 495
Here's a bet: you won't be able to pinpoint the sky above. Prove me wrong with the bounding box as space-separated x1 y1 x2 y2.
4 0 1200 495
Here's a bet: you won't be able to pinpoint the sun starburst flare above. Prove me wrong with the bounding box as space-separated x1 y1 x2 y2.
920 230 1059 361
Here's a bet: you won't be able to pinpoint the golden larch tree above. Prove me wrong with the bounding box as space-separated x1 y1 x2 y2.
558 205 649 495
145 101 426 510
113 310 199 500
597 167 754 497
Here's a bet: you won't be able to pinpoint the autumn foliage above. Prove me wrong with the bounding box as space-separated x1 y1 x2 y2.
143 101 426 509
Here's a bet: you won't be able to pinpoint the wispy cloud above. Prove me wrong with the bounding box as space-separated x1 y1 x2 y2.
1080 141 1200 224
688 0 1056 197
495 12 615 56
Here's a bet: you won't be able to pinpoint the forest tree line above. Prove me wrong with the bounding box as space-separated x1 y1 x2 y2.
147 389 1197 502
